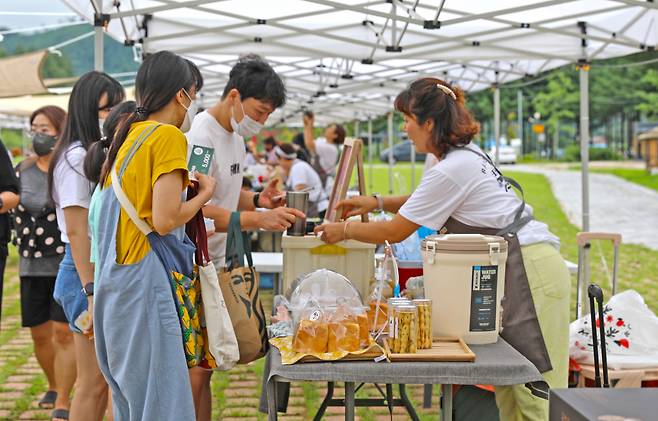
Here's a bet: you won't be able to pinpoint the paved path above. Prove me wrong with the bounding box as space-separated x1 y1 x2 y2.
505 164 658 250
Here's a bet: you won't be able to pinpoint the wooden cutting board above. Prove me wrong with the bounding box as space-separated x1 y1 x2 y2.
384 337 476 362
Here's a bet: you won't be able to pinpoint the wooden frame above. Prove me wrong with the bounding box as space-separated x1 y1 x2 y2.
324 138 368 223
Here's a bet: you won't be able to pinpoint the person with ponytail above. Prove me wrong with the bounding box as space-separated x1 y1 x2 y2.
92 51 215 420
84 101 136 281
316 77 570 421
48 71 124 421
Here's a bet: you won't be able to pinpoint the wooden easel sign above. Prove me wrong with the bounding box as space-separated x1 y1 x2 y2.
324 137 368 223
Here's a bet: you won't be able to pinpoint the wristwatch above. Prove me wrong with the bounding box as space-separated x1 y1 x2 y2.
372 193 384 212
82 282 94 297
252 192 261 208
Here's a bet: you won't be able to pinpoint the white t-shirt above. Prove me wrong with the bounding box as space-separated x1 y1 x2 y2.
286 159 328 214
315 139 339 175
52 142 93 243
186 111 246 267
399 145 560 249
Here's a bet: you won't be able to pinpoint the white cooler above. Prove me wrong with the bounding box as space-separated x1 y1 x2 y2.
421 234 508 344
281 234 375 298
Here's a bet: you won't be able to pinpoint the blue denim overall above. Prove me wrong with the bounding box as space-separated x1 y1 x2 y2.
92 125 195 421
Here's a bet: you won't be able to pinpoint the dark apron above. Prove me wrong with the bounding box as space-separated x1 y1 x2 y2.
439 146 552 373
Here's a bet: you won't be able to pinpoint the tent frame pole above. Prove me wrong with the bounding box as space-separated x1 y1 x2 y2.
93 0 104 72
387 111 394 195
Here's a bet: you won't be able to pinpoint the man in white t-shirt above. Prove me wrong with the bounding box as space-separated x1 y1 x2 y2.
185 55 303 421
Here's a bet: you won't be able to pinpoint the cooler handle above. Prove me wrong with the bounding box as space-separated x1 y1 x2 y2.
441 234 487 241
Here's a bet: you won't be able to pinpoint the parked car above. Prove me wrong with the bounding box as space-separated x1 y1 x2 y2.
489 145 517 164
380 140 427 163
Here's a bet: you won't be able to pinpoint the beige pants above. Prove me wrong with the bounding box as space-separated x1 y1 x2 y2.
495 242 571 421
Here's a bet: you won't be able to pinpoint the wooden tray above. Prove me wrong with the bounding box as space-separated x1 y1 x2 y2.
384 337 475 362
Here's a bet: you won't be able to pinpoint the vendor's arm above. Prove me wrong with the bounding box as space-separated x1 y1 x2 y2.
315 213 419 244
238 178 285 210
335 194 410 218
203 204 304 232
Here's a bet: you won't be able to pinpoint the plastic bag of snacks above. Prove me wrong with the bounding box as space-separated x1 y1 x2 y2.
326 304 371 352
292 301 328 354
413 299 432 349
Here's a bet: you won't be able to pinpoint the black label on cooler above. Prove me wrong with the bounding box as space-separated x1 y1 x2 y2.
469 265 498 332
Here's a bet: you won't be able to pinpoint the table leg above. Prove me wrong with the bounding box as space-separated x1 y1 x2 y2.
313 382 335 421
441 384 453 421
267 378 278 421
386 384 393 415
345 382 355 421
423 384 432 408
399 384 421 421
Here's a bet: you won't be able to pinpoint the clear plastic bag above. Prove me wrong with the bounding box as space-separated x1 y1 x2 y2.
292 301 328 354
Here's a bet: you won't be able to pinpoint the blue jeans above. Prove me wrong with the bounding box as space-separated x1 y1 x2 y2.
53 244 88 333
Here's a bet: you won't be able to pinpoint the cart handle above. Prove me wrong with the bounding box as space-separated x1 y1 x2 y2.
576 232 622 247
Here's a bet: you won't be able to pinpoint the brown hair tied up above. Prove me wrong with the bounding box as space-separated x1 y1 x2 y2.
394 78 480 158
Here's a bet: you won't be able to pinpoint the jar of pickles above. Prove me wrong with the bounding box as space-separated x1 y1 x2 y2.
387 298 410 339
413 299 432 349
389 304 418 354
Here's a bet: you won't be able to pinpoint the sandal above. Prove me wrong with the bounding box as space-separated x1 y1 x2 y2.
38 390 57 409
51 408 69 421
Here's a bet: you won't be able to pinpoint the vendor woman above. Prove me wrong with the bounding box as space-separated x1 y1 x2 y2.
316 77 569 421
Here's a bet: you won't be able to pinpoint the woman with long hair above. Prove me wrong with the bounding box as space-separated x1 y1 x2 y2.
48 71 124 421
13 105 77 419
316 77 570 421
92 51 214 420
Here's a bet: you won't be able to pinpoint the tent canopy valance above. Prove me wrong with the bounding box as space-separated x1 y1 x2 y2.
59 0 657 125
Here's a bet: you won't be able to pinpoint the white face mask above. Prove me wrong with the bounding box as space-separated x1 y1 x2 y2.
230 99 263 138
179 89 197 133
99 118 105 135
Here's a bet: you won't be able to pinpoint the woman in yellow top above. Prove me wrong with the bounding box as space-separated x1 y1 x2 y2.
91 51 215 421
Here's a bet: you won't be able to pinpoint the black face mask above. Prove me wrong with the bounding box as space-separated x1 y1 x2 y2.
32 132 57 157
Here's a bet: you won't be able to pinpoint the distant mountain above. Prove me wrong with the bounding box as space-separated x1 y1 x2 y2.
0 22 139 79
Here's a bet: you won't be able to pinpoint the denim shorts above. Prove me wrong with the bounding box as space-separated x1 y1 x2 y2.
53 244 88 334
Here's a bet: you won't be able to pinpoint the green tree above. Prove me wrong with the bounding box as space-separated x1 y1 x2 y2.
636 69 658 119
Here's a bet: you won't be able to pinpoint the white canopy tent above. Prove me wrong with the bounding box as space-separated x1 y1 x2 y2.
60 1 656 296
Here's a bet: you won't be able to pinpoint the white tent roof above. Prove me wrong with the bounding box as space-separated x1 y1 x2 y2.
61 0 657 124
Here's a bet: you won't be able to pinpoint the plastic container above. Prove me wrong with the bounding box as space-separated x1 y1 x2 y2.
389 305 418 354
413 299 432 349
421 234 508 345
282 233 375 298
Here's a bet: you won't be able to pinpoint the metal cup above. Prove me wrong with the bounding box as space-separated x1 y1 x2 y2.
286 191 308 236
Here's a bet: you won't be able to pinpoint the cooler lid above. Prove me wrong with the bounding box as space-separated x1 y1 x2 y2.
421 234 508 253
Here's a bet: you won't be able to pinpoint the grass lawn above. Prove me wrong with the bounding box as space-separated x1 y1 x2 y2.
590 168 658 193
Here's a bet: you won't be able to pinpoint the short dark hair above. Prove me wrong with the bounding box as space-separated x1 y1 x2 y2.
395 77 479 157
222 55 286 109
264 136 277 146
278 143 296 156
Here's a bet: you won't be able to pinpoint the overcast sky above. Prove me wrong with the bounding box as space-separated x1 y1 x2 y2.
0 1 79 31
